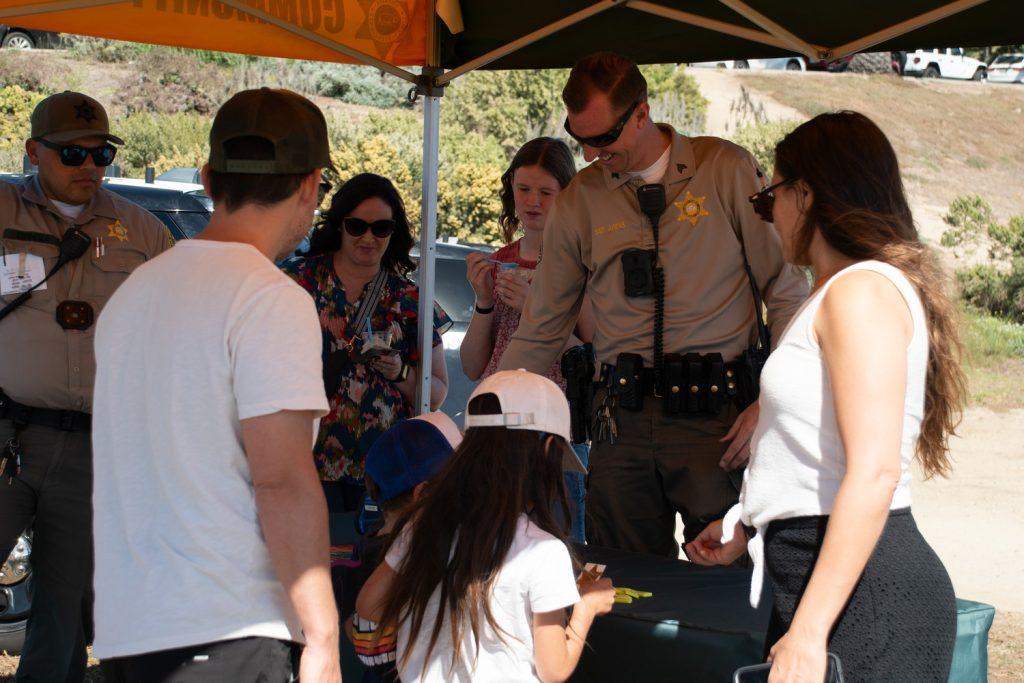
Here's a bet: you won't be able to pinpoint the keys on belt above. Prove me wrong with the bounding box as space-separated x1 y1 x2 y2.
2 437 22 484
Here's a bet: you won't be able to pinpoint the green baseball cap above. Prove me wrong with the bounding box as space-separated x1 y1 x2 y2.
31 91 124 145
209 88 335 175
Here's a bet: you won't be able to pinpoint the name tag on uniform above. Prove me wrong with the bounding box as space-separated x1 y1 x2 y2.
0 253 47 296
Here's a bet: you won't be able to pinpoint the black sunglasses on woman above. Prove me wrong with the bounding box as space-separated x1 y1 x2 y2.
749 178 797 223
343 217 396 239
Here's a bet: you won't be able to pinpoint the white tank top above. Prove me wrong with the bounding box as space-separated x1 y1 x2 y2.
724 260 929 606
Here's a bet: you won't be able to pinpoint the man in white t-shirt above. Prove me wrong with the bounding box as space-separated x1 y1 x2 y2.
92 89 340 682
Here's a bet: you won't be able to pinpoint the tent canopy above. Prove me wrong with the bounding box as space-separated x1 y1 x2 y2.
2 0 1022 86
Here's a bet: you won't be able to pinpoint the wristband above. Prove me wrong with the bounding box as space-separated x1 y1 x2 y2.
475 303 495 315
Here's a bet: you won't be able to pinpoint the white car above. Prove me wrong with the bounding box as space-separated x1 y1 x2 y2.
691 56 806 71
987 53 1024 84
903 48 987 80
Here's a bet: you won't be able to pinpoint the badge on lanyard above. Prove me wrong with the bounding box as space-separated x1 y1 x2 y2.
0 253 47 296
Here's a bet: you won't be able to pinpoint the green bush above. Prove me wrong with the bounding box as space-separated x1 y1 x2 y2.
943 195 1024 324
443 69 567 156
309 64 414 109
940 194 997 251
0 85 45 152
642 64 708 135
730 119 799 174
328 109 507 244
67 37 155 63
115 112 211 176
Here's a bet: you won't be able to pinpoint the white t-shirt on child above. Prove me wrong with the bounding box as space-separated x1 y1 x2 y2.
386 515 581 683
92 240 329 658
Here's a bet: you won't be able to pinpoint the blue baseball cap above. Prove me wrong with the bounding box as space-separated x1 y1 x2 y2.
365 419 456 503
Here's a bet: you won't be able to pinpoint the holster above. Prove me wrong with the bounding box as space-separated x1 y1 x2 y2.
612 353 644 411
560 344 596 444
736 345 769 410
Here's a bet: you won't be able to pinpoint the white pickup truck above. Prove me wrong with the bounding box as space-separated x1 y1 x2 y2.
903 48 987 80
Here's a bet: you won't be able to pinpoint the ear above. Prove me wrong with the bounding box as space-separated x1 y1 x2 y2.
25 139 40 166
300 168 322 204
412 481 429 501
635 101 651 128
199 163 212 197
795 179 814 213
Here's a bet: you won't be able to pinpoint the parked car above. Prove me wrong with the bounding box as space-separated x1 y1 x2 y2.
410 241 490 421
987 53 1024 84
0 25 60 49
807 52 902 74
692 56 806 71
903 47 987 80
0 174 484 653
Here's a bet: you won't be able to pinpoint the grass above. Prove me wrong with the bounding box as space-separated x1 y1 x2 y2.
737 71 1024 223
961 305 1024 410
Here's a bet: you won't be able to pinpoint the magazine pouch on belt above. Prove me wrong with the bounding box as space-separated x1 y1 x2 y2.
612 353 644 412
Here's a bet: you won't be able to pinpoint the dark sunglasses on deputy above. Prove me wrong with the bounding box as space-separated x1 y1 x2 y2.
343 217 396 239
563 99 639 149
36 138 117 168
748 178 796 223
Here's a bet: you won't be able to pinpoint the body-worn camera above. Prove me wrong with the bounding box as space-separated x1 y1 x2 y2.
621 248 656 297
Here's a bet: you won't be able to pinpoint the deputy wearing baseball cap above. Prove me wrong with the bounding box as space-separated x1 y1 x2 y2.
0 91 171 682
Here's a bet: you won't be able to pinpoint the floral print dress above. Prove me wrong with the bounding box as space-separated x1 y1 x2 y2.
282 254 451 483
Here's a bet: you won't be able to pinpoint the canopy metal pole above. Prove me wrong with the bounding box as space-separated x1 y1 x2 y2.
626 1 788 50
415 0 443 415
416 87 440 415
828 0 990 60
437 0 628 86
716 0 824 60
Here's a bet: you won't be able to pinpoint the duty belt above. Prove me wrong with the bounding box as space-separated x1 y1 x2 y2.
0 390 91 432
596 352 744 416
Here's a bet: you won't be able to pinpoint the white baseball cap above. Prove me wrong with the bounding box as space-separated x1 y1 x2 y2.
464 369 586 473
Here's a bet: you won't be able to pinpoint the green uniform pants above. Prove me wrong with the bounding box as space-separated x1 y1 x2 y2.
585 388 742 558
0 419 92 683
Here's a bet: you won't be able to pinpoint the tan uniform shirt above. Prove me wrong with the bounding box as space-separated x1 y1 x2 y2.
0 176 173 412
500 126 810 372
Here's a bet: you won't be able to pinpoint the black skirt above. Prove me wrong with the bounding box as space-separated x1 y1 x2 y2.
763 508 956 682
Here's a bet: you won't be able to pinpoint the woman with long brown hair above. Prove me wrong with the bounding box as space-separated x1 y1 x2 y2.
356 370 614 682
687 111 965 682
460 137 594 542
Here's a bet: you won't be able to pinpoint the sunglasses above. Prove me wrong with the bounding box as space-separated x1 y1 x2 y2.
563 99 639 149
749 178 796 223
36 138 117 168
343 217 396 239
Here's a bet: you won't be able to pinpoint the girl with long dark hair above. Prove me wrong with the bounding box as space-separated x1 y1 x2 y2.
356 370 615 682
282 173 451 512
687 112 965 682
460 137 594 542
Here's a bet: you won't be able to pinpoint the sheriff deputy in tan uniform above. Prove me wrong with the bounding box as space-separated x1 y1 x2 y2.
0 91 172 682
499 53 809 558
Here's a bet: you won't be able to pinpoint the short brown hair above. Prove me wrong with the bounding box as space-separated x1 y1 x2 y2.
206 136 307 212
562 52 647 114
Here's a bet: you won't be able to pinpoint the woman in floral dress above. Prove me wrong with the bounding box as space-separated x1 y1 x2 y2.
283 173 450 512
